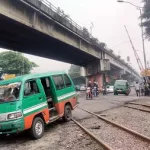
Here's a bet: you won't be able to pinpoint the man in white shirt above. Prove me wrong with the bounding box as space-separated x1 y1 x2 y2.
135 81 140 97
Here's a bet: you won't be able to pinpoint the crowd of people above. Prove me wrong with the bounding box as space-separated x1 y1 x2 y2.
87 81 99 98
134 80 150 97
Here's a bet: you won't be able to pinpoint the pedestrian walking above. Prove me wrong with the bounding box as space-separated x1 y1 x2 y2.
102 83 107 95
140 82 144 96
93 82 98 97
135 81 140 97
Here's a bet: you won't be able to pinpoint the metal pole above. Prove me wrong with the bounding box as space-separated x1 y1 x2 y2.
124 25 143 70
117 1 147 69
139 8 147 69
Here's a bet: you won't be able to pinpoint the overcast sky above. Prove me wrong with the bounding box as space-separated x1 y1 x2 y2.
0 0 149 73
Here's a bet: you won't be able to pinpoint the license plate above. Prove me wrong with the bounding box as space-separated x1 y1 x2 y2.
118 90 122 92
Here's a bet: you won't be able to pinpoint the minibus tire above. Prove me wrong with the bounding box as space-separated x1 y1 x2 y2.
0 134 7 138
63 105 72 122
30 117 44 139
114 92 118 95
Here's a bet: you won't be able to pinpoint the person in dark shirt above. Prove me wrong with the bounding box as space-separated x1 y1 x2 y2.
93 82 98 97
87 81 92 88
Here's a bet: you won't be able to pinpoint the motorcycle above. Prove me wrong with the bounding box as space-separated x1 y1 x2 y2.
86 87 92 99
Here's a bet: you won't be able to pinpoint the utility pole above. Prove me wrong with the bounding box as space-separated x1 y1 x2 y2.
124 25 143 71
139 8 147 70
147 61 150 69
117 0 147 69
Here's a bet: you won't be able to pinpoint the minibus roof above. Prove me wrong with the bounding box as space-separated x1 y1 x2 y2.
0 71 66 85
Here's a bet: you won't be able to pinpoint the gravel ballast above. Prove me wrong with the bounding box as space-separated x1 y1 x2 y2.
103 106 150 138
80 116 150 150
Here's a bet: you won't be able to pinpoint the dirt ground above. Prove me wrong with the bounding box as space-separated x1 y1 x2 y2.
0 120 103 150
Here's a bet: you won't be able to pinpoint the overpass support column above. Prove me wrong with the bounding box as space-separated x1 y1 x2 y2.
81 59 110 87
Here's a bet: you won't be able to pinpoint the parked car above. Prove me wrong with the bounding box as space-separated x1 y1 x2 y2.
80 85 86 91
130 84 135 87
106 85 114 93
75 85 80 91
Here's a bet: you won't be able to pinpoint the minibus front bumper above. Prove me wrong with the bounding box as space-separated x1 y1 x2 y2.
0 118 24 134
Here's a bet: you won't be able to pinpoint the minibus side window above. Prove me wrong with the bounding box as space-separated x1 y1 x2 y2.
64 74 72 87
24 80 39 96
53 75 65 90
40 77 51 98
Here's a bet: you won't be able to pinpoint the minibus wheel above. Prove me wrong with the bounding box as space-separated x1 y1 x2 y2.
30 117 44 139
114 92 118 95
63 105 72 122
0 134 7 138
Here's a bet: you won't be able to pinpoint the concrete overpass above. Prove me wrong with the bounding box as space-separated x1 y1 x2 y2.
0 0 140 85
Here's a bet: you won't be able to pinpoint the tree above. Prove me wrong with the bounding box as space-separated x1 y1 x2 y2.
68 64 86 85
68 64 81 78
0 51 38 75
141 0 150 39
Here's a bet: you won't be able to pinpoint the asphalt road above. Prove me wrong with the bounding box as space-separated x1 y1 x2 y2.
73 88 141 120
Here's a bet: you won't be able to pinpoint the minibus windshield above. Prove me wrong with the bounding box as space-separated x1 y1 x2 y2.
0 82 21 103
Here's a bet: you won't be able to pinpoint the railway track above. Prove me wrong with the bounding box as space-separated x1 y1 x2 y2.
124 102 150 113
128 102 150 108
72 118 113 150
72 106 150 150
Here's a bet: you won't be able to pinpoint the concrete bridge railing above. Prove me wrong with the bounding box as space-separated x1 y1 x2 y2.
21 0 139 78
0 0 140 79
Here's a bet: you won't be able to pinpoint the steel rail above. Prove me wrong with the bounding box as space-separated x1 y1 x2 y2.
78 107 150 142
128 102 150 108
72 118 113 150
124 105 150 113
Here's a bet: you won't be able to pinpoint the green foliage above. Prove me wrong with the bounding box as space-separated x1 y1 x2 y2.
68 64 86 85
0 51 38 75
141 0 150 39
68 64 81 78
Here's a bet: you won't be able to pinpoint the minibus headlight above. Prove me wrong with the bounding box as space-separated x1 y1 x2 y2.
7 112 22 120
